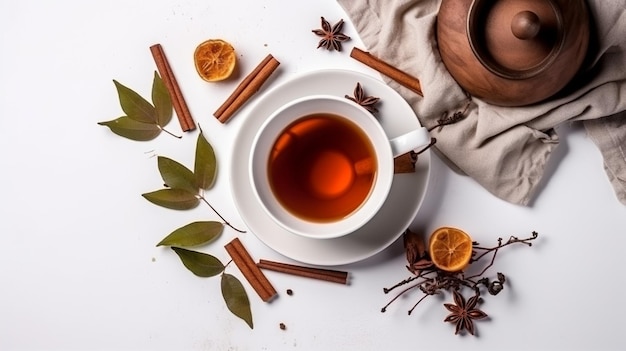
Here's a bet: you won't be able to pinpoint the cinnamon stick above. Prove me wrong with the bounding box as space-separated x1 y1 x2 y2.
350 47 423 96
224 238 277 302
150 43 196 132
214 54 280 123
257 259 349 285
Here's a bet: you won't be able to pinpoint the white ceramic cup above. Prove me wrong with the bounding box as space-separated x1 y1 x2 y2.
249 95 430 239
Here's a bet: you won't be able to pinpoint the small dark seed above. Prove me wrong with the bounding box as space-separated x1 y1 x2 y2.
286 289 293 296
279 322 286 330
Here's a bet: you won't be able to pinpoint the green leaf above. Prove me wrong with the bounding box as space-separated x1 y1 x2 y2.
221 273 253 329
113 79 157 124
142 188 199 210
157 221 224 247
152 71 172 127
158 156 198 194
194 132 217 189
98 116 160 141
171 247 224 277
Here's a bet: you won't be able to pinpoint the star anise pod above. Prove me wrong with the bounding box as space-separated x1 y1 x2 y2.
345 82 380 113
312 17 351 51
443 290 488 336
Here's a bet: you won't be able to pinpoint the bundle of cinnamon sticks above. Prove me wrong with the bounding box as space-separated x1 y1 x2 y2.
150 43 281 130
150 43 420 132
224 238 349 303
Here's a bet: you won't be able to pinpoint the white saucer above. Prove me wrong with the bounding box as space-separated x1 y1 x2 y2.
229 69 431 266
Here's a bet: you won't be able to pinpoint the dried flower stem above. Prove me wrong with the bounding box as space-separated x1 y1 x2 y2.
383 275 420 294
381 281 424 313
466 231 538 280
408 294 431 315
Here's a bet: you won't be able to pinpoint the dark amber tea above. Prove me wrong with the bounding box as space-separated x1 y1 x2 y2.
267 113 377 222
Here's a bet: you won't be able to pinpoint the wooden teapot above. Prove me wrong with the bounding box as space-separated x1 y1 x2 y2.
436 0 590 106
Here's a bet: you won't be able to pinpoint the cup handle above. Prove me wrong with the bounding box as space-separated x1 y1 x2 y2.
389 127 431 157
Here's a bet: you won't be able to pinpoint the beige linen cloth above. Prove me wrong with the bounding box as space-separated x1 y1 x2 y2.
337 0 626 205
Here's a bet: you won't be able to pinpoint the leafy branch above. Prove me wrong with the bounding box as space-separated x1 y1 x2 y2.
169 248 253 329
98 72 181 140
141 131 253 328
141 131 246 234
98 71 253 328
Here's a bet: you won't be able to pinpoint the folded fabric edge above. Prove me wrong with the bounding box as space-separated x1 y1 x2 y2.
583 111 626 206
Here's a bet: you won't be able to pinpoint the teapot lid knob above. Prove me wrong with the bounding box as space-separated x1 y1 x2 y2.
511 11 541 40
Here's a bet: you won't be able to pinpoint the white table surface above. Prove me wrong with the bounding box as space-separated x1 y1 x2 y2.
2 1 625 350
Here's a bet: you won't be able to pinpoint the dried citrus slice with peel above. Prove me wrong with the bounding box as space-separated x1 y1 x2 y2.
193 39 236 82
428 226 473 272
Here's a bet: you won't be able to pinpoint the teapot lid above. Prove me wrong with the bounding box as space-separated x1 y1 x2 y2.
467 0 565 80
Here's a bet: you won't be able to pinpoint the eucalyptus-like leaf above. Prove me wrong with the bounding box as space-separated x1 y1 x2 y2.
158 156 198 194
113 79 157 124
194 131 217 189
171 247 225 277
152 71 172 127
142 188 199 210
221 273 253 329
97 116 160 141
157 221 224 247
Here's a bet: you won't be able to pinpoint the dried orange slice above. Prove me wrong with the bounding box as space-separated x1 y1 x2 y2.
428 226 473 272
193 39 236 82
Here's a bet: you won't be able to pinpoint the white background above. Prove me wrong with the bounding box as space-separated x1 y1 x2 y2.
1 1 625 350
